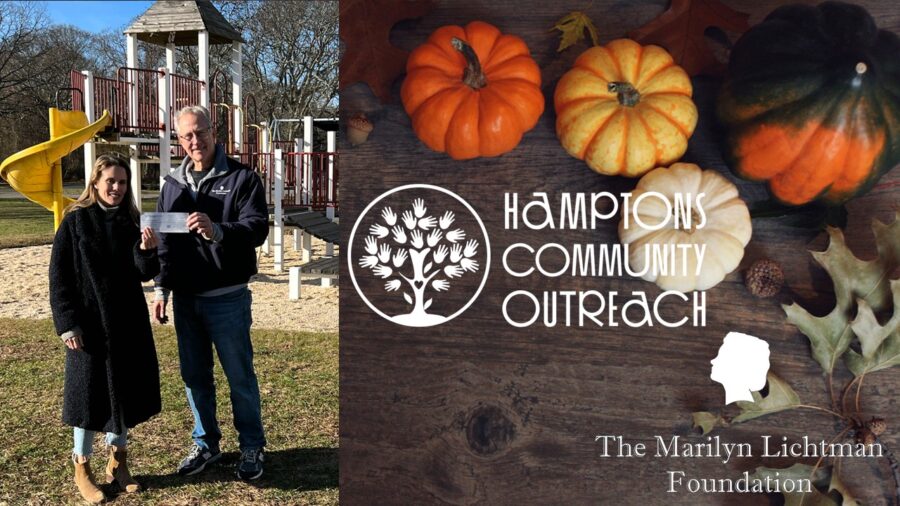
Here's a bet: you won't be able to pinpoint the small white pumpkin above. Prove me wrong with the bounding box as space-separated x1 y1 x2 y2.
618 163 751 292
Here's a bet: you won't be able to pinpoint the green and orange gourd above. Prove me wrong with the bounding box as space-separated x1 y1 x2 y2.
718 1 900 205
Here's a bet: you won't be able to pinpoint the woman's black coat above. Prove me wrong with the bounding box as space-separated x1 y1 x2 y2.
49 204 161 433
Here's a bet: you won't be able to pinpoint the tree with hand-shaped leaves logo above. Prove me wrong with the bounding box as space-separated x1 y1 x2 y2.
358 198 480 325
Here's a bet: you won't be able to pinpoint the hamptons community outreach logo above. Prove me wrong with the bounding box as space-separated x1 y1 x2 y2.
349 184 491 327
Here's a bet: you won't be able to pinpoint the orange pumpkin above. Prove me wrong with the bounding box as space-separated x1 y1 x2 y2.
554 39 698 177
401 21 544 160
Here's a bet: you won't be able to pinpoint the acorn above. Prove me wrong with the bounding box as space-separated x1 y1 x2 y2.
347 114 373 146
744 259 784 298
868 417 887 436
857 427 877 446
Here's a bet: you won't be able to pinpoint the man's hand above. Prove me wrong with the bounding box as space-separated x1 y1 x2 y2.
187 212 215 240
152 299 169 324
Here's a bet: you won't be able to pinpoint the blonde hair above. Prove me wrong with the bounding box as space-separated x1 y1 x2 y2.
66 152 140 224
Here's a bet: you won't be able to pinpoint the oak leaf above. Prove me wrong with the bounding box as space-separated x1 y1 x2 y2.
552 11 600 52
691 411 724 435
750 463 859 506
784 212 900 374
691 373 801 433
846 281 900 376
628 0 750 76
733 373 800 423
339 0 436 103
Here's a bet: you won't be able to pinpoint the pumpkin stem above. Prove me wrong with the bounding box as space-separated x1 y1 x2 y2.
608 82 640 107
451 37 487 89
684 210 701 234
852 62 868 88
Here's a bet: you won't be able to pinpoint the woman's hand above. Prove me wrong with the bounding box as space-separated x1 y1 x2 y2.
64 335 84 351
140 227 158 250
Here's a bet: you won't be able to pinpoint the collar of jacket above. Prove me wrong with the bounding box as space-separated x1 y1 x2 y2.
84 202 131 232
169 144 231 185
75 204 132 279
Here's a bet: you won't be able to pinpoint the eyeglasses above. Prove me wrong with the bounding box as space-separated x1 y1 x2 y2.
177 129 210 142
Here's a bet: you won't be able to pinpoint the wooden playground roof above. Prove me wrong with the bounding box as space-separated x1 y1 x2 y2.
125 0 243 46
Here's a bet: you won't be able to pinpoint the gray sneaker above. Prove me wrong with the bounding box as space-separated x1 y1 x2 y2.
177 444 221 476
237 448 264 481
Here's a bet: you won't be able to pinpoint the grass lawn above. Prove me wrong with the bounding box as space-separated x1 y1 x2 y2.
0 198 159 249
0 199 56 248
0 318 338 505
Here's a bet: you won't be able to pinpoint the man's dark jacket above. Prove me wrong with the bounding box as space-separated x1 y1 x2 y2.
156 148 269 294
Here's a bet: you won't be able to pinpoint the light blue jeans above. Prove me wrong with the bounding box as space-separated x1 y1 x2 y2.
173 287 266 451
73 427 127 457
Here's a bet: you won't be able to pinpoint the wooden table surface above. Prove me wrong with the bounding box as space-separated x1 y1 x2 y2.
339 1 900 504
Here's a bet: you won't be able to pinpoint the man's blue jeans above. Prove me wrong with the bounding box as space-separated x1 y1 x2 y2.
173 287 266 451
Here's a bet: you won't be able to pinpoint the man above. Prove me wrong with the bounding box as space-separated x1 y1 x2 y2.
153 105 268 480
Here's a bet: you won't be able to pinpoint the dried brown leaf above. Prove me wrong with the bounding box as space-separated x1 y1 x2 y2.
553 11 600 52
339 0 436 103
629 0 750 76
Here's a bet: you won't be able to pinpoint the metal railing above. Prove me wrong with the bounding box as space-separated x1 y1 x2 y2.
68 71 120 126
55 87 83 111
212 103 236 153
171 73 204 129
69 68 208 138
63 70 338 212
272 141 297 190
95 75 120 126
306 151 339 211
69 71 84 112
117 67 163 134
233 151 339 211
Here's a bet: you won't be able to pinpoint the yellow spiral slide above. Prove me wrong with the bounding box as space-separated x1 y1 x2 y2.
0 109 110 230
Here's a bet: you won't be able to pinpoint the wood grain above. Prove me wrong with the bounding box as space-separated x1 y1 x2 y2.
125 1 243 45
339 1 900 504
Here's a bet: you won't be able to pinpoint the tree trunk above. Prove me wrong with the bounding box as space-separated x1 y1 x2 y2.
407 249 431 316
410 284 427 316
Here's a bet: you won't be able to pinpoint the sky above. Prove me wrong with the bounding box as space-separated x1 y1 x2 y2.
42 1 154 32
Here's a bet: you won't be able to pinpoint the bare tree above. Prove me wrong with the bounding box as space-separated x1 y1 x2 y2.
0 1 338 170
10 25 106 176
30 26 96 107
213 0 338 137
0 1 48 116
0 3 75 161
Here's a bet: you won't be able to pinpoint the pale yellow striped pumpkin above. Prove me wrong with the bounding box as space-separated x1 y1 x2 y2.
554 39 698 177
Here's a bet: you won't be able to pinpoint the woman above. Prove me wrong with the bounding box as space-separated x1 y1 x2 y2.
49 153 161 503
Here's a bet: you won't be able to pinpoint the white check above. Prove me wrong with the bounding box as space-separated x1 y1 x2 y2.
141 212 190 233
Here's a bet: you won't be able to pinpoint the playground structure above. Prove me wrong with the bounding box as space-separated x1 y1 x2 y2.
0 110 110 229
0 1 339 290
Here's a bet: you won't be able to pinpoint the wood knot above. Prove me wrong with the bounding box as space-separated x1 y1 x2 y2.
465 405 515 456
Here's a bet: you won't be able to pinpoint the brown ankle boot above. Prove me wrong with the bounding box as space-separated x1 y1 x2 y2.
105 445 140 493
73 456 106 504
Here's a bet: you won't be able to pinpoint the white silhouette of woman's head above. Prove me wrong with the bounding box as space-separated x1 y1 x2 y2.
710 332 770 404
